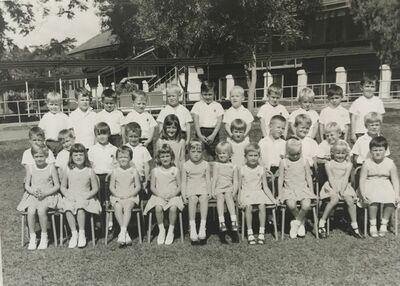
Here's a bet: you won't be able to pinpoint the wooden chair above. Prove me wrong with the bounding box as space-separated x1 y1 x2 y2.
20 209 58 247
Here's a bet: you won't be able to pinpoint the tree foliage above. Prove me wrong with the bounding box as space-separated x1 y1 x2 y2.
351 0 400 64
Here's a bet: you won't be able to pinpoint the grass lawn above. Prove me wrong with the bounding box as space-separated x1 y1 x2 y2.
2 109 400 285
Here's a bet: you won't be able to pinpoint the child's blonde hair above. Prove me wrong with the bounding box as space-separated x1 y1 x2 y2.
132 89 148 102
166 84 182 96
298 87 315 102
230 85 244 97
215 141 233 156
156 144 175 166
58 129 75 142
46 91 62 103
244 142 260 156
267 83 282 97
331 140 350 159
188 138 204 151
294 113 312 127
324 122 342 134
230 118 247 132
364 112 382 127
31 143 49 158
286 137 302 155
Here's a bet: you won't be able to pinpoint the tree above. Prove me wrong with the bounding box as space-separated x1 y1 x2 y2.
351 0 400 64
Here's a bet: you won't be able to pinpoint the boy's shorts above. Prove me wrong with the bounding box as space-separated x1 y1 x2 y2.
109 134 123 147
96 173 109 207
199 127 219 160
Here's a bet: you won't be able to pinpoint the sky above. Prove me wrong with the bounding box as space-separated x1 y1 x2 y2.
9 0 102 49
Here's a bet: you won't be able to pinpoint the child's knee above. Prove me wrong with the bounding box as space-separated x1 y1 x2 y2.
286 200 296 209
27 206 36 215
155 205 163 213
169 206 177 214
216 193 225 201
258 204 266 212
301 199 311 209
37 207 48 216
330 196 340 205
199 195 208 203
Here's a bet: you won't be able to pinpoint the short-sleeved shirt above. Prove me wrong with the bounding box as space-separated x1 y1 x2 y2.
68 108 97 148
124 143 152 178
21 148 55 166
317 140 331 159
55 149 70 172
38 112 69 141
96 109 124 135
223 105 254 126
289 108 319 137
157 104 192 132
191 100 224 128
259 136 286 169
124 110 158 139
319 105 350 132
88 143 118 174
351 133 390 164
301 137 318 166
257 103 289 135
349 96 385 134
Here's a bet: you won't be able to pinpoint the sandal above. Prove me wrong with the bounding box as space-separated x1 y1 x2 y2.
248 235 256 245
318 227 327 239
257 235 265 245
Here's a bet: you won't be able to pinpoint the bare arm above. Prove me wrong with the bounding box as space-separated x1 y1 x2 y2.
121 125 126 144
24 168 34 194
60 169 69 198
351 114 357 143
244 122 252 138
150 169 160 197
310 122 318 140
109 170 117 196
211 163 218 197
192 114 206 143
211 115 223 138
289 122 296 138
132 169 141 197
144 126 155 147
390 164 400 201
260 118 267 138
225 123 232 138
343 124 350 142
172 169 182 198
278 160 285 199
181 166 187 202
44 165 60 197
233 166 239 197
305 161 314 195
359 164 368 202
86 169 99 199
185 122 191 145
143 161 150 184
283 121 289 139
261 172 276 204
319 123 325 142
205 163 211 197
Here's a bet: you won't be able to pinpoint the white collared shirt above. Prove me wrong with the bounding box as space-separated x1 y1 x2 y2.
68 107 98 148
96 109 124 135
124 110 158 139
88 143 118 174
319 105 350 132
351 133 390 164
157 104 193 131
317 140 331 159
257 102 289 135
191 100 224 128
301 137 318 166
38 112 69 140
223 105 254 126
55 149 70 172
21 148 55 165
288 108 319 137
124 143 152 177
349 96 385 134
259 136 286 168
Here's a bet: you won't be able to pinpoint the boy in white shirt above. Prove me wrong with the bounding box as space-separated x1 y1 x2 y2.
259 115 286 176
191 81 224 160
289 88 319 139
68 88 98 149
157 84 192 145
55 129 75 179
227 119 250 168
257 84 289 138
38 91 68 155
223 86 253 139
349 74 385 142
96 88 124 147
319 85 350 142
293 114 318 170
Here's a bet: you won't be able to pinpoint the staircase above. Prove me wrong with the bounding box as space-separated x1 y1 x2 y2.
148 66 186 93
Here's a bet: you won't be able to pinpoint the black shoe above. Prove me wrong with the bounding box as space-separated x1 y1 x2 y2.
349 228 364 239
318 227 327 239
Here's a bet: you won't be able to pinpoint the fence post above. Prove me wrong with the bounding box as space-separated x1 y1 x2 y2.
335 67 347 99
142 80 149 92
263 72 273 100
25 81 30 118
379 64 391 99
296 69 307 99
226 75 234 100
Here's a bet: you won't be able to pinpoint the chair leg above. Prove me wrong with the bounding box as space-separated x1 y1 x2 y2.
147 213 152 243
364 208 368 237
327 218 330 236
272 209 278 241
91 214 96 247
105 211 109 245
136 212 142 244
312 207 318 239
21 214 25 248
179 212 184 243
241 210 245 241
395 208 398 236
60 214 64 246
51 214 57 247
281 208 285 240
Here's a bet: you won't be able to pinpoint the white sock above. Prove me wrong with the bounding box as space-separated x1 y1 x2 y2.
247 229 253 235
230 215 237 222
381 218 389 225
71 230 78 236
189 220 196 230
370 219 377 226
351 222 359 229
168 225 175 233
41 232 47 237
30 232 36 239
319 219 326 228
158 224 165 232
259 227 265 234
200 220 206 229
218 216 225 223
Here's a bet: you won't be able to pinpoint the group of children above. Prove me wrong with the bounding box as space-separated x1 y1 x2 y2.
18 75 400 250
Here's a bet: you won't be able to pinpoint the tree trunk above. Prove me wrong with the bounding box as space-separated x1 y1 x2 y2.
245 50 257 113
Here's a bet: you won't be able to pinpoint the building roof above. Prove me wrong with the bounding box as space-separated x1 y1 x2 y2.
68 30 120 56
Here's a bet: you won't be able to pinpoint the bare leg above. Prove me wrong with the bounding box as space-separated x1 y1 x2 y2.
155 205 164 225
65 211 77 232
216 193 225 219
382 204 395 221
114 203 123 227
224 192 236 217
27 206 37 234
344 196 357 224
297 199 311 223
37 206 49 232
169 206 177 226
199 195 209 221
258 204 266 230
368 203 379 221
188 196 199 222
77 209 86 231
286 199 298 219
245 206 253 231
321 196 339 221
122 201 134 228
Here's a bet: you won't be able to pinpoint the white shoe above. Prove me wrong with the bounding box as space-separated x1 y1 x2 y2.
117 231 126 244
125 232 132 245
78 231 86 248
68 232 78 249
108 220 113 231
28 234 37 250
379 224 387 237
157 228 166 245
297 223 306 238
198 226 206 240
190 226 198 242
165 229 174 245
290 220 300 239
37 233 48 250
370 225 378 238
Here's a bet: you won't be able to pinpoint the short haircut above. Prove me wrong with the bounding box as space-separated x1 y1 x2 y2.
46 91 62 103
360 73 377 86
75 87 91 100
68 143 91 169
116 145 133 160
267 83 282 96
331 140 350 156
201 81 215 94
324 122 342 134
132 89 147 102
230 118 247 132
30 143 49 157
369 136 388 150
286 137 302 155
28 126 45 139
155 143 176 166
94 122 111 136
364 112 382 126
215 141 233 155
101 88 116 101
125 122 142 137
270 114 287 126
58 129 75 142
188 138 203 151
298 87 315 102
326 85 343 98
166 84 182 95
244 142 260 156
230 85 244 97
294 113 312 127
161 114 182 141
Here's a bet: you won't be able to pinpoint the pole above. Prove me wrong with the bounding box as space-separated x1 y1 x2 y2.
25 81 30 117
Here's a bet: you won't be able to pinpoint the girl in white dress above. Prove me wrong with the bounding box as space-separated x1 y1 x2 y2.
238 143 276 245
144 144 184 245
212 141 239 233
318 140 362 239
359 136 399 237
109 146 141 245
17 144 60 250
60 143 101 248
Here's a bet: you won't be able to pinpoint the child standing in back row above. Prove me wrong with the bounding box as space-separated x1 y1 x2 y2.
55 129 75 179
228 119 250 167
294 114 318 169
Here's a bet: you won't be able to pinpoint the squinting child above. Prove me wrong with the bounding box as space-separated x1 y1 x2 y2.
350 74 385 142
17 144 60 250
156 114 186 169
182 139 211 243
359 136 399 237
257 84 289 138
123 90 158 150
212 141 239 233
294 114 318 169
96 88 124 147
319 85 350 142
68 88 98 149
223 86 253 139
60 143 101 248
144 144 184 245
239 143 276 245
259 115 286 175
157 84 192 145
55 129 75 179
278 138 315 239
191 81 224 160
109 146 141 246
319 140 362 239
227 119 249 167
38 91 68 155
289 88 319 139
